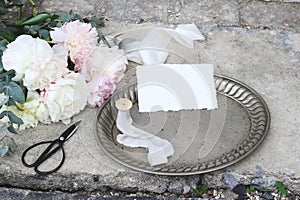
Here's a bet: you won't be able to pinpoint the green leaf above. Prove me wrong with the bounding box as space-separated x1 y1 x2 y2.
0 31 17 42
0 110 7 119
56 22 62 28
7 111 23 124
0 60 3 74
0 0 5 7
60 13 71 23
73 14 83 22
96 29 102 42
91 16 105 27
275 181 287 197
275 181 283 188
193 184 208 196
7 99 23 111
1 145 9 157
9 137 17 148
0 95 8 106
32 25 40 31
38 29 49 39
0 124 9 132
281 188 287 197
7 125 17 134
102 35 111 48
246 185 256 194
0 110 23 124
256 187 271 193
193 188 201 196
21 13 54 25
90 21 96 28
0 40 7 52
7 81 25 103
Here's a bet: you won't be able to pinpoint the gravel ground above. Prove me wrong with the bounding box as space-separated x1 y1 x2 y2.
1 184 300 200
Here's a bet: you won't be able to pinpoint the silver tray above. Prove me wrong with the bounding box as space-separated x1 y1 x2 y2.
96 75 270 175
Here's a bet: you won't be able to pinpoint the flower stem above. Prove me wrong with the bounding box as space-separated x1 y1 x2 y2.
27 0 36 16
17 7 22 22
0 36 9 44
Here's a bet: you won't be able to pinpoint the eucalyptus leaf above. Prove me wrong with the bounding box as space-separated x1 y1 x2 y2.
74 14 83 22
91 16 105 27
0 60 3 73
0 95 8 107
7 110 23 124
44 18 51 24
9 136 17 148
56 22 62 28
6 81 25 103
0 124 9 132
7 125 17 134
102 35 111 48
90 21 96 28
60 13 71 23
0 69 16 82
0 145 9 157
29 28 37 35
39 29 49 39
0 0 5 7
0 40 7 52
7 98 23 111
96 29 102 42
32 25 40 31
0 110 8 119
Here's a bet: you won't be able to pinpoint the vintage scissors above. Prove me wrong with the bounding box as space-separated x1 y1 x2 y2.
21 120 81 175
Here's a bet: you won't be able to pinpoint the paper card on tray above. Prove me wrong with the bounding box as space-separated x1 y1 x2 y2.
136 64 218 112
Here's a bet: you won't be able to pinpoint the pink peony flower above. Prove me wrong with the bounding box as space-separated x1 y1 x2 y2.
87 75 116 107
80 46 128 82
50 20 98 71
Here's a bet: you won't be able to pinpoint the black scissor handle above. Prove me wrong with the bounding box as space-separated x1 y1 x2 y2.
21 140 53 167
21 140 65 175
34 147 65 175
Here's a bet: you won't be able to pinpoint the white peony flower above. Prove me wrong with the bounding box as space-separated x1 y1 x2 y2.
2 35 68 90
0 91 49 130
44 72 89 123
23 56 69 90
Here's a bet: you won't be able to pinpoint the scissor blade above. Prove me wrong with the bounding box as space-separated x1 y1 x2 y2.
59 120 82 141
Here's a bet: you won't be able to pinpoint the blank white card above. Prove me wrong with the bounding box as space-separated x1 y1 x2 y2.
136 64 218 112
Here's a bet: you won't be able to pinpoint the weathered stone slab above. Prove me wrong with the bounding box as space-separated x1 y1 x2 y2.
37 0 239 27
1 22 300 195
240 1 300 31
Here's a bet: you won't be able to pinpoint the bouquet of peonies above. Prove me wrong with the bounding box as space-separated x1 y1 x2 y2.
0 1 127 156
1 20 127 128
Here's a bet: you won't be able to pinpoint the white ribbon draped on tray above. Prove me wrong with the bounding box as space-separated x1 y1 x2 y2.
123 23 205 65
115 24 206 166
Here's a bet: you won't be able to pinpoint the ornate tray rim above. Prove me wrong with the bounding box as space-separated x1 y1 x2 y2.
96 74 271 175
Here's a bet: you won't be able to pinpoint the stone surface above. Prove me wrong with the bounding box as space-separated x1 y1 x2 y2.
1 0 300 197
2 21 300 195
240 0 300 31
0 187 182 200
